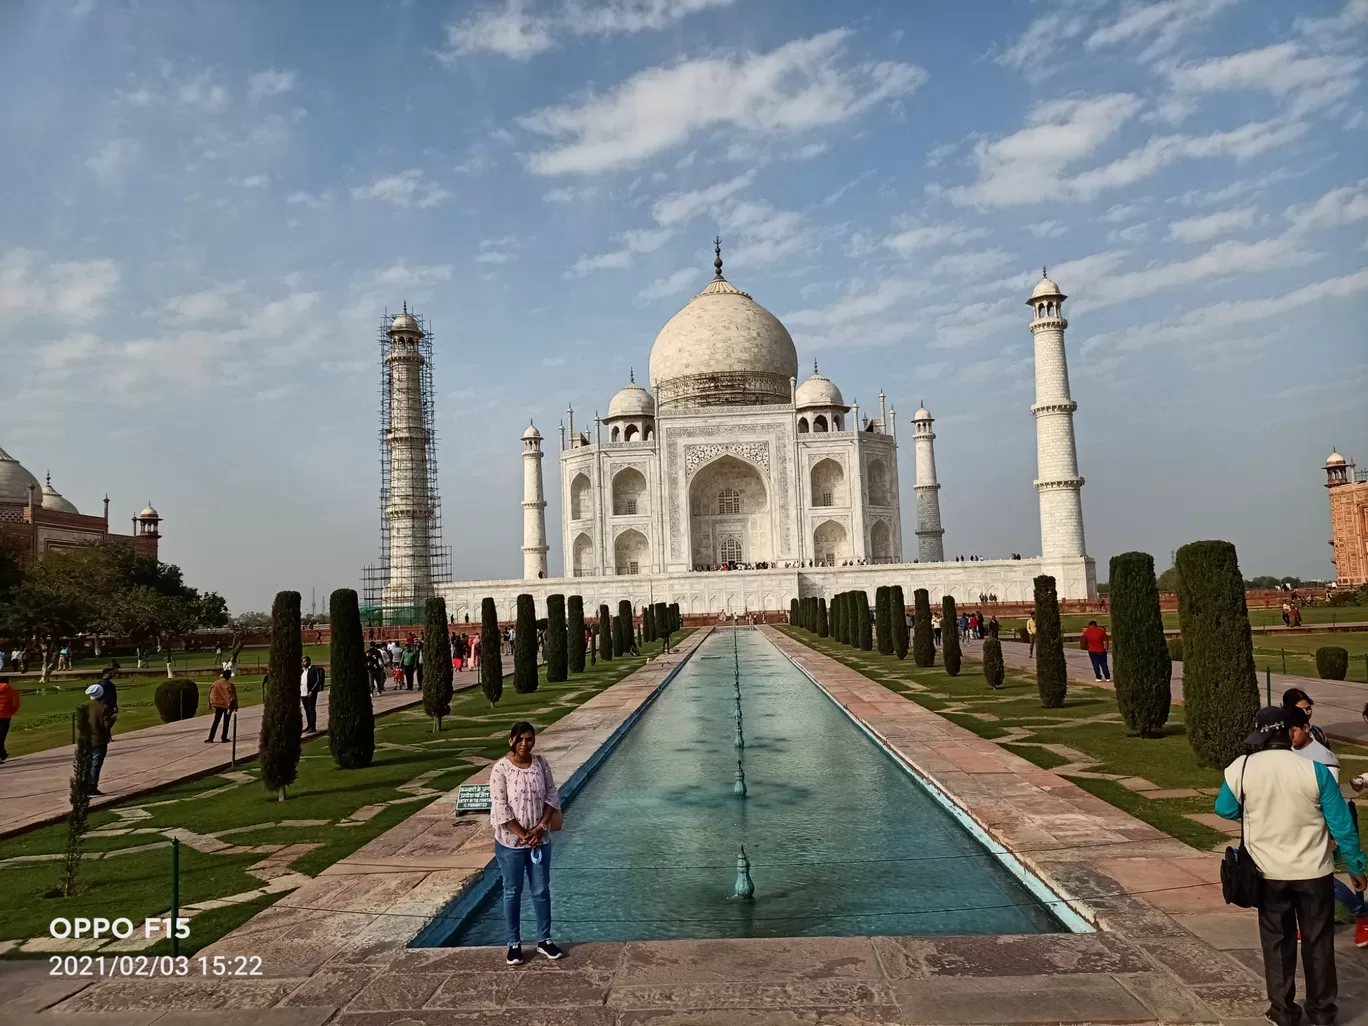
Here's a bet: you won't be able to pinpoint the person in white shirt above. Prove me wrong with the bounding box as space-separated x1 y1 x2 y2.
299 656 325 734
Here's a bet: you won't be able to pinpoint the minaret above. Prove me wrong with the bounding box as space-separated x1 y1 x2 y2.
522 422 549 579
1028 271 1086 559
383 306 435 607
912 404 945 562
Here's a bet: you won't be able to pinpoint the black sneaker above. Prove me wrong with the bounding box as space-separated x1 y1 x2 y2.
536 941 565 960
506 946 524 965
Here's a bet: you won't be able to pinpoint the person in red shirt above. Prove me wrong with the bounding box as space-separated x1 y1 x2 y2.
1082 620 1111 682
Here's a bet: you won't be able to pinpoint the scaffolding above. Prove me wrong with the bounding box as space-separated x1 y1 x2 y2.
361 307 452 628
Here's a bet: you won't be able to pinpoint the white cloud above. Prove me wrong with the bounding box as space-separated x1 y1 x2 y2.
440 1 555 61
1285 183 1368 232
1165 43 1364 117
928 248 1015 279
287 189 330 209
570 0 737 34
1026 220 1068 238
1297 0 1368 51
651 172 756 226
783 276 927 329
566 226 674 277
1168 206 1256 242
373 264 454 287
996 12 1088 81
637 267 696 302
1100 203 1142 223
351 169 450 209
86 139 137 185
520 30 927 175
177 71 229 113
248 69 296 103
1108 222 1150 243
1086 0 1237 63
0 250 120 323
883 222 986 255
542 184 598 203
235 174 270 189
478 235 520 264
162 283 244 322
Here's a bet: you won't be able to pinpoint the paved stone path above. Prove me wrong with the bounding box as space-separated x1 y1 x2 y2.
0 685 451 838
962 637 1368 745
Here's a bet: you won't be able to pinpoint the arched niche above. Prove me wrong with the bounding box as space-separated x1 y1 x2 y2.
810 457 846 508
614 528 649 575
688 455 772 567
870 520 892 560
612 467 647 517
572 532 594 576
569 473 592 521
867 458 893 506
813 520 849 566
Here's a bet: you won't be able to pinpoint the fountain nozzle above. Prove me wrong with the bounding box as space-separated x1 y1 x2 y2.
732 847 754 900
733 759 747 797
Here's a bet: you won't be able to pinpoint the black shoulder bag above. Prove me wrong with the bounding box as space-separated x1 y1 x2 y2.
1220 754 1264 908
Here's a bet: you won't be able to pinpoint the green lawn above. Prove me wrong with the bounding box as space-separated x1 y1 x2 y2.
1252 632 1368 684
778 627 1368 859
987 605 1366 636
0 633 688 955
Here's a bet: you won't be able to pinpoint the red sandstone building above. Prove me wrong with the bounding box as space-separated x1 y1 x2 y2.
0 447 160 560
1325 449 1368 588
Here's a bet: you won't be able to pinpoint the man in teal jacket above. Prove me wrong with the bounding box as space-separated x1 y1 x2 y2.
1215 706 1366 1026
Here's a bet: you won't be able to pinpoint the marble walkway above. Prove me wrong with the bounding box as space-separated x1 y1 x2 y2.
5 625 1323 1025
0 685 449 838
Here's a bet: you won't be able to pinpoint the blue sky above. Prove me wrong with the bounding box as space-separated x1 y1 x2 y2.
1 0 1365 612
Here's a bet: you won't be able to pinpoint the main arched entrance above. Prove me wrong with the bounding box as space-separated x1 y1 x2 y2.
688 455 772 568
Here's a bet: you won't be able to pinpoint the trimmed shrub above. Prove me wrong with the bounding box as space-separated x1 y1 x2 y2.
875 587 894 655
1109 552 1172 738
1317 647 1349 681
856 591 873 650
654 602 670 647
1175 540 1260 768
891 585 909 661
480 597 503 705
790 598 799 624
328 589 375 767
545 594 568 682
983 637 1005 690
644 604 656 643
1016 626 1030 644
260 590 303 799
942 595 962 676
514 594 538 692
567 596 586 674
422 596 454 732
619 600 633 654
598 604 613 662
611 614 624 657
912 588 935 668
1033 576 1067 708
589 623 597 665
1167 635 1184 662
154 677 199 723
817 597 829 638
670 602 680 633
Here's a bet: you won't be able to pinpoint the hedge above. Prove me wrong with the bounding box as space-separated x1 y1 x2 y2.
567 596 586 674
1109 552 1171 737
1317 647 1349 681
912 588 935 667
983 637 1005 690
545 594 568 683
329 589 375 767
154 678 199 723
259 590 303 799
1033 575 1067 708
942 595 961 676
480 597 503 705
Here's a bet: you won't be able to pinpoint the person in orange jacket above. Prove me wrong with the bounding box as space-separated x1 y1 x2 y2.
206 669 238 744
0 676 18 762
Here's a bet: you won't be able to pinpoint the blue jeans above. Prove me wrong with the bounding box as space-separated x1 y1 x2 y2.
1088 652 1111 680
494 841 552 947
88 746 107 790
1334 877 1367 918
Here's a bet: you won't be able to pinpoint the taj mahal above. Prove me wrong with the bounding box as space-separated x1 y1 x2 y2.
369 243 1097 622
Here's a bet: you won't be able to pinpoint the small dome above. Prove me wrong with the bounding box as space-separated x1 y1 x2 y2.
913 406 933 422
607 379 655 419
522 424 542 440
138 503 159 519
1326 451 1347 466
0 447 41 505
389 311 420 333
794 366 844 409
1029 274 1064 301
41 475 79 515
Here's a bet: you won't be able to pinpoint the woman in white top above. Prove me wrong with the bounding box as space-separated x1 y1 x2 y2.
488 720 564 965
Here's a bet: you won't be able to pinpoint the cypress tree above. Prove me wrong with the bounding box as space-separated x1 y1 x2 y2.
598 604 613 662
480 597 503 706
983 636 1005 690
670 602 680 633
1033 575 1067 708
545 594 568 683
589 623 597 665
567 596 586 674
259 590 302 800
421 596 454 734
790 598 799 624
644 604 656 643
514 594 538 693
1109 552 1172 738
1175 540 1260 767
856 591 873 650
654 601 670 647
830 593 842 643
619 600 633 654
912 588 936 667
875 587 894 654
942 595 962 676
328 589 374 768
841 593 853 645
817 597 829 637
611 612 625 657
891 585 909 660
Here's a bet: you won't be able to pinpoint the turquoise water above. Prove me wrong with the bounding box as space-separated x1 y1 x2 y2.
438 629 1065 944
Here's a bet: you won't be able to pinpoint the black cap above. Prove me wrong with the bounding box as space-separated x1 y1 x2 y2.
1246 706 1293 748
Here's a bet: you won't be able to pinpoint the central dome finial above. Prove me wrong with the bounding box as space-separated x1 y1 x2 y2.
713 236 723 279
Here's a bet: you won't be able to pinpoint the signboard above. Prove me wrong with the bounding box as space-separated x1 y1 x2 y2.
456 784 491 814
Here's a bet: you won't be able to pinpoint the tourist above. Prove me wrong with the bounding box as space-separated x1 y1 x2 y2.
1216 707 1366 1024
58 642 71 671
206 669 238 744
931 612 941 646
385 638 401 669
1082 621 1111 682
1026 612 1037 655
400 641 419 691
1283 688 1329 748
0 676 17 763
988 616 1000 640
366 642 386 694
488 721 565 965
299 656 326 734
82 683 116 796
957 612 969 640
96 667 119 721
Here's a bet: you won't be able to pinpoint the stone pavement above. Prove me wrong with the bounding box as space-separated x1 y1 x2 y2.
0 685 449 838
962 636 1368 745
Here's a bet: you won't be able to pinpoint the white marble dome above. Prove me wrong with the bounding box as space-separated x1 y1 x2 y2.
795 367 844 409
41 475 79 515
138 503 160 519
913 405 933 422
649 273 798 409
1030 275 1064 300
522 424 542 440
1326 451 1347 466
389 311 420 333
0 447 41 505
607 379 655 419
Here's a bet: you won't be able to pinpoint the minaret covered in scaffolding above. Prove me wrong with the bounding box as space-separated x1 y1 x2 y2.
364 306 451 619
